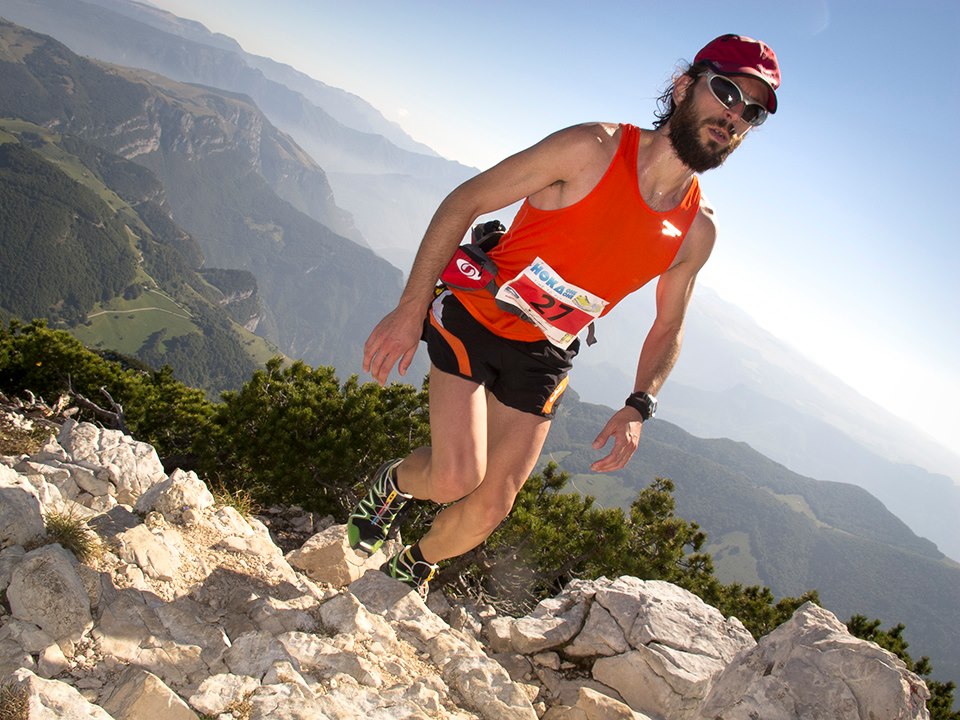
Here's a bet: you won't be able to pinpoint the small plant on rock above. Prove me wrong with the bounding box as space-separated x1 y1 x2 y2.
210 478 261 519
43 510 102 563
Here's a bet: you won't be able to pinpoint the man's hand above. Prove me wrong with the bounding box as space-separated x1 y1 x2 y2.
363 305 424 386
591 406 644 472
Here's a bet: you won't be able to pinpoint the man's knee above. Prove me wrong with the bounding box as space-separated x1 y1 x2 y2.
474 493 517 537
430 454 485 504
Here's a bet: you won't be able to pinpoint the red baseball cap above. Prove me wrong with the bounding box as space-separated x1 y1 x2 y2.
694 34 781 113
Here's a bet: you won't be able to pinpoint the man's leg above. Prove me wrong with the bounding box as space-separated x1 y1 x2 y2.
394 364 489 503
416 390 551 564
348 364 489 554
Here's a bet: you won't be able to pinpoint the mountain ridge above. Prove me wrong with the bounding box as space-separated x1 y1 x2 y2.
0 0 478 267
570 285 960 563
0 18 411 379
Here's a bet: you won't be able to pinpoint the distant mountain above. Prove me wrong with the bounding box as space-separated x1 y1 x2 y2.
0 19 409 380
569 286 960 563
543 389 960 687
0 120 267 393
0 0 478 268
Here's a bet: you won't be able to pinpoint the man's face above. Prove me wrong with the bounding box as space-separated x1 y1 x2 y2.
668 73 768 173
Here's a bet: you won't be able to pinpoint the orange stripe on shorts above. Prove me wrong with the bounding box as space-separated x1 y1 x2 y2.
429 310 472 377
541 376 569 415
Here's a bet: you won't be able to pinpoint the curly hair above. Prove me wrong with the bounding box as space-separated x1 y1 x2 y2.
652 61 711 129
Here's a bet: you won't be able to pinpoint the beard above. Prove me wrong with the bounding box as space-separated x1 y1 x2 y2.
667 95 744 173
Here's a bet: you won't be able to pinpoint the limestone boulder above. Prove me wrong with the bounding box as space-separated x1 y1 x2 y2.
286 522 385 587
697 602 931 720
114 523 182 582
100 666 198 720
0 466 46 548
57 419 166 504
6 544 93 646
134 468 214 523
10 667 113 719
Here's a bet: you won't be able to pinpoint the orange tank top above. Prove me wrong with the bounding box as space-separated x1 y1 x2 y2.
451 124 701 342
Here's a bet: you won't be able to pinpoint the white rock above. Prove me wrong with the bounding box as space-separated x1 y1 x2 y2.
696 602 931 720
596 578 754 661
135 468 215 522
64 462 114 497
100 666 198 720
0 544 26 590
0 636 35 677
278 631 382 686
10 667 114 719
2 617 56 652
320 587 387 637
509 581 592 654
442 653 538 720
246 682 329 720
188 673 260 716
247 595 318 635
38 642 70 677
210 505 255 537
223 631 296 680
486 615 515 653
575 686 655 720
114 524 182 581
286 523 384 587
563 601 629 658
587 578 754 720
94 591 208 687
7 544 93 645
0 467 46 547
262 660 312 691
57 420 166 504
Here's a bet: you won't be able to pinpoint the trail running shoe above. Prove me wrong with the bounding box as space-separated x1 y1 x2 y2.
380 545 439 599
347 458 411 555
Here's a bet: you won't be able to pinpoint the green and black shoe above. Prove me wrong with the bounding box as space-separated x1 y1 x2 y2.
380 544 439 599
347 459 412 555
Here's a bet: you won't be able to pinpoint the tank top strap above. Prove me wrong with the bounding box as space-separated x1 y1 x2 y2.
617 124 641 183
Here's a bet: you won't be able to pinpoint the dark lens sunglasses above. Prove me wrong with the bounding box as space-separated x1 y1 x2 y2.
703 70 769 127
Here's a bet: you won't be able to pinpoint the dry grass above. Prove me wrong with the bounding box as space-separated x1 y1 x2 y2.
210 479 261 519
0 412 54 456
42 510 102 563
0 682 28 720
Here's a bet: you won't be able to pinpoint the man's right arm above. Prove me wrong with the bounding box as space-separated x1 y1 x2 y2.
363 123 615 385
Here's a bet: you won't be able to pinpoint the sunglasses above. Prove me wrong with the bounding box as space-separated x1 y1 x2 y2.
702 70 769 127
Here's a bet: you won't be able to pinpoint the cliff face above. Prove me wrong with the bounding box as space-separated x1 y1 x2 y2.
0 407 931 720
0 0 478 267
0 19 401 377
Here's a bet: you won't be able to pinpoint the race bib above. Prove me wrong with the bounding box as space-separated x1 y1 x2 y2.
495 257 608 349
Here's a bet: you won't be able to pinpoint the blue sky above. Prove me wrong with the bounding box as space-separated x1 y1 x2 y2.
149 0 960 459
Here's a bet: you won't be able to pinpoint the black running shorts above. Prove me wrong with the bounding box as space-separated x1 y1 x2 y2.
423 290 578 419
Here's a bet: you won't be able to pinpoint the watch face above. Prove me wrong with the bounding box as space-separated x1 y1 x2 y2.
627 392 657 420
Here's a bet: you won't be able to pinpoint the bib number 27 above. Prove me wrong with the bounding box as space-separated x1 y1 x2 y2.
495 257 608 349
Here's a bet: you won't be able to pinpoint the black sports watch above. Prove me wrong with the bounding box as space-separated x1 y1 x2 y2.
625 391 658 422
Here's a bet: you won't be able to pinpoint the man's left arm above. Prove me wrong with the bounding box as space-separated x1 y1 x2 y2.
591 208 717 472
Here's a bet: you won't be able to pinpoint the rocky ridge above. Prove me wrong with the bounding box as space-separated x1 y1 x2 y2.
0 409 932 719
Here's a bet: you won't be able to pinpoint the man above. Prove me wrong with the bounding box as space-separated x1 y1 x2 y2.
348 34 781 597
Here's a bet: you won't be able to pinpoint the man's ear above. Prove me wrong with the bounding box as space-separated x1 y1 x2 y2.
673 73 696 104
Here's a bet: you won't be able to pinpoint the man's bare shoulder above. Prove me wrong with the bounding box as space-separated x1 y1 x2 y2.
684 196 717 262
697 194 718 227
672 197 718 270
544 122 622 156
